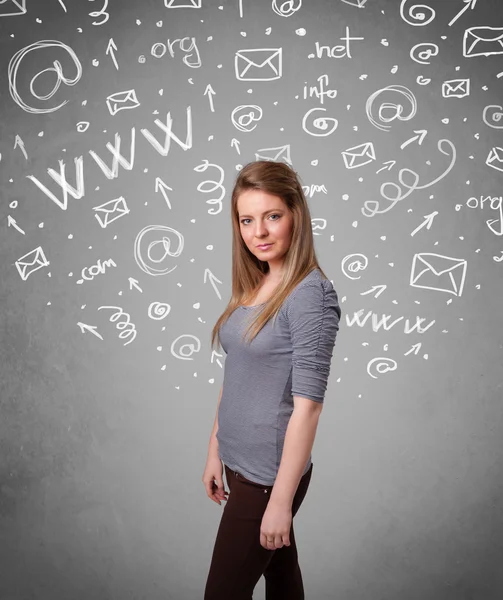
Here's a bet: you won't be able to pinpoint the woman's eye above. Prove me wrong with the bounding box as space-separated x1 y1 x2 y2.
240 214 279 225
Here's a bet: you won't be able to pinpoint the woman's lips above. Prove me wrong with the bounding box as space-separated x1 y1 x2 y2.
257 243 273 250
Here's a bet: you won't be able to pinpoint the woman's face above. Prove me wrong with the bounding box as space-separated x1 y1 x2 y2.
237 189 294 270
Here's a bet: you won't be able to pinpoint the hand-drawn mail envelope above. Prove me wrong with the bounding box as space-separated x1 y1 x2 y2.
0 0 26 17
255 144 292 165
486 147 503 172
410 253 467 297
106 89 140 116
463 26 503 58
442 79 470 98
93 197 130 228
15 246 49 281
165 0 201 6
235 48 282 81
341 142 375 169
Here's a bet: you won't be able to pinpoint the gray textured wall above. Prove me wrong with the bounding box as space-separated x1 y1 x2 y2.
1 0 503 598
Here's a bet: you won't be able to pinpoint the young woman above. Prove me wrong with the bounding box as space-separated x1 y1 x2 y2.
203 160 341 599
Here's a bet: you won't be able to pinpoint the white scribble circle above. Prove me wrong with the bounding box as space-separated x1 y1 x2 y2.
367 357 398 379
341 254 369 280
171 334 201 360
148 302 171 320
134 225 184 276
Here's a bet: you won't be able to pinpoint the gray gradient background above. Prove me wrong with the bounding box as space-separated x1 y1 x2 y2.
1 0 503 598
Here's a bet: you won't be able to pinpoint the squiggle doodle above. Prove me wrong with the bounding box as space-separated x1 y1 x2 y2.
8 40 82 114
148 302 171 320
194 160 225 216
366 85 417 132
97 305 137 346
400 0 436 27
302 107 338 137
362 139 456 217
88 0 109 26
134 225 184 276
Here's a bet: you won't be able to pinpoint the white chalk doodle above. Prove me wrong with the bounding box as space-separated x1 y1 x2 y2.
231 105 263 132
165 0 200 6
442 79 470 98
93 196 130 228
97 306 137 346
463 26 503 57
88 0 109 25
77 258 117 283
15 246 50 280
400 129 426 149
171 334 201 360
106 38 119 70
235 48 282 81
400 0 436 27
255 144 292 165
150 37 201 68
155 177 173 209
194 160 225 216
148 302 171 320
362 138 456 217
106 89 140 116
0 0 26 17
272 0 302 17
7 215 25 235
77 322 104 340
410 253 467 297
27 157 85 210
367 358 398 380
302 184 328 198
302 107 339 137
366 84 417 132
205 84 215 112
342 142 375 169
410 43 439 65
312 27 364 59
341 0 368 7
448 0 477 27
482 105 503 129
302 74 337 104
486 147 503 172
89 129 136 179
8 40 82 114
134 225 184 276
341 254 369 280
13 134 28 160
76 121 90 132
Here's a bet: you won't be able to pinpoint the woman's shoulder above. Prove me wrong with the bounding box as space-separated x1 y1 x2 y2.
282 269 340 319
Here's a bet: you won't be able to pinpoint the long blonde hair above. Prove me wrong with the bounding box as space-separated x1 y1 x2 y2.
211 160 329 348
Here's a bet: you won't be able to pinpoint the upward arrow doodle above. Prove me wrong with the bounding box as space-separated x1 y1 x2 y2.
106 38 119 70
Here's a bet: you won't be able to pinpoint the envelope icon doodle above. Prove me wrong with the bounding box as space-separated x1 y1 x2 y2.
164 0 201 6
93 196 130 228
340 0 368 7
486 146 503 172
106 89 140 116
463 26 503 58
15 246 50 281
410 253 467 297
255 144 292 165
0 0 26 17
235 48 282 81
442 79 470 98
341 142 375 169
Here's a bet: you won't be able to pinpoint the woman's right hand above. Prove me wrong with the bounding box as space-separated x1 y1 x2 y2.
202 454 229 505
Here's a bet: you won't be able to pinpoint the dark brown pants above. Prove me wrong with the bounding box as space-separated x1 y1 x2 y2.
204 462 313 600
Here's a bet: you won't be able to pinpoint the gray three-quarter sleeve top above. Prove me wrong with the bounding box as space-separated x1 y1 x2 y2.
216 268 342 485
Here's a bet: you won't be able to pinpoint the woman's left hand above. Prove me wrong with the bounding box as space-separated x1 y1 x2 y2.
260 503 292 550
